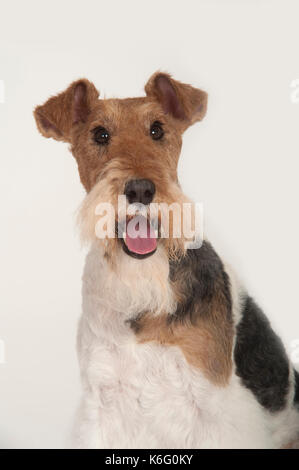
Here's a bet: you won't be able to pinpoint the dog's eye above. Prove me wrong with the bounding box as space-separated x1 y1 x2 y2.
93 126 110 145
150 121 164 141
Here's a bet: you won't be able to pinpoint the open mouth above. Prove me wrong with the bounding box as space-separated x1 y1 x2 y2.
120 215 158 259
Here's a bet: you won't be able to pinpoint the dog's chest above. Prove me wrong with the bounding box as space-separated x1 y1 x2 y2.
78 312 215 447
79 247 206 432
77 247 274 448
78 314 274 449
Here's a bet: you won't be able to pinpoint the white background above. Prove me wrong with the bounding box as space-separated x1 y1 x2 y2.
1 0 299 448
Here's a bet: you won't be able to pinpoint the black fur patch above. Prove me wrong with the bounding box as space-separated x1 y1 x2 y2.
235 296 290 412
294 370 299 408
169 241 232 323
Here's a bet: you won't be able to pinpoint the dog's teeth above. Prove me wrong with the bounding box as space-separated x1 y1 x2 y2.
122 232 126 239
154 229 158 237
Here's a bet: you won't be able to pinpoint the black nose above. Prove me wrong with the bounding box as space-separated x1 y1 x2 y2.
124 179 156 205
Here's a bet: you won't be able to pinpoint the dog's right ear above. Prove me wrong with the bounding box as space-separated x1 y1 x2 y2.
34 79 99 143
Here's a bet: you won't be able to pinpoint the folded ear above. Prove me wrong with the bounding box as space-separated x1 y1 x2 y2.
145 72 207 129
34 79 99 143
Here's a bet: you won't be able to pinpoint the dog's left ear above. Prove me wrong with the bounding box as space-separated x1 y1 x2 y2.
145 72 208 130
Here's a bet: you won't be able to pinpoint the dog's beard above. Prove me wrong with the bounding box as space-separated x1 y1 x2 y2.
77 174 196 266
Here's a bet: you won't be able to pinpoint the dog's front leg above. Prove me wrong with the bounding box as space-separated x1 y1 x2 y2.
72 313 149 449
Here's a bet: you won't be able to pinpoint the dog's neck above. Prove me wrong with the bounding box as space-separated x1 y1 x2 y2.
82 242 176 324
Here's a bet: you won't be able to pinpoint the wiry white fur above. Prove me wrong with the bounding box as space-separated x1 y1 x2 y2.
72 243 299 449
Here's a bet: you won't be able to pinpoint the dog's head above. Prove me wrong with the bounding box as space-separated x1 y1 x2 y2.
34 72 207 262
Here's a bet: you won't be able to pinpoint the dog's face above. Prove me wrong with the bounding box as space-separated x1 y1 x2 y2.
34 73 207 261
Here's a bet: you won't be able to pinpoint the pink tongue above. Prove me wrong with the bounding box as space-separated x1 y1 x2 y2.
125 216 157 255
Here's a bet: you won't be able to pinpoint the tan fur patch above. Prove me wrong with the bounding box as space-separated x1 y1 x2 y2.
134 312 233 386
133 272 234 386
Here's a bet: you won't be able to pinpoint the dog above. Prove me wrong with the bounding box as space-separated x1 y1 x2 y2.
34 72 299 448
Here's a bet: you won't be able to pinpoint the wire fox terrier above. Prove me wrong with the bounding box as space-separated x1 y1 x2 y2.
34 72 299 448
